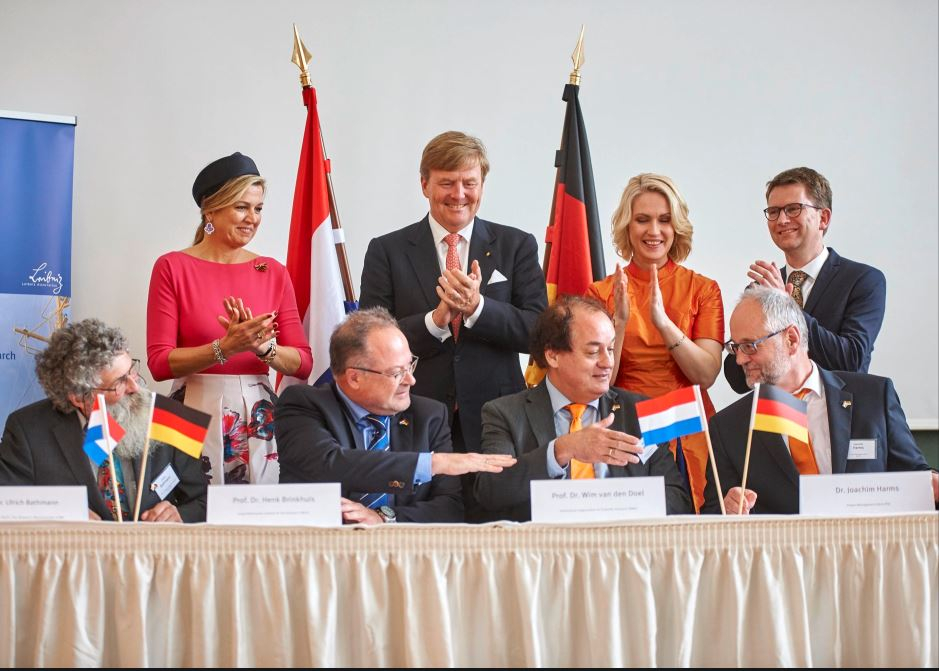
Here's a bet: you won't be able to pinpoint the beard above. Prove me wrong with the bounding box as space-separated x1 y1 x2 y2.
745 344 791 388
109 387 154 460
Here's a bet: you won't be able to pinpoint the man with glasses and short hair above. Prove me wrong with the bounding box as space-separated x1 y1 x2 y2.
0 319 207 522
275 308 516 524
702 286 936 514
723 166 886 393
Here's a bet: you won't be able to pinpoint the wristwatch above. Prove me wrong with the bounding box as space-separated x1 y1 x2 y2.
377 505 397 524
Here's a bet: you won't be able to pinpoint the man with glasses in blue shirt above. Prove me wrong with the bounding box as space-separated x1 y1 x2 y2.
276 308 516 524
703 286 936 514
0 319 207 522
724 167 886 393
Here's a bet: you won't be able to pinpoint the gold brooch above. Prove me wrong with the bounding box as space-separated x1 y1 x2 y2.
842 400 852 409
399 418 410 427
612 403 621 411
254 262 268 272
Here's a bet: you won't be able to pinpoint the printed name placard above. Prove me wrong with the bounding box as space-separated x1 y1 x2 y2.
0 486 87 521
531 477 666 523
207 483 341 526
800 471 934 515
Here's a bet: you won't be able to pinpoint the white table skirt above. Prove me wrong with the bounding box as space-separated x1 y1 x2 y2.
1 513 936 667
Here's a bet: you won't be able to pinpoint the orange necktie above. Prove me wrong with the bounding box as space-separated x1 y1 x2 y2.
789 388 819 475
567 403 595 479
444 233 462 340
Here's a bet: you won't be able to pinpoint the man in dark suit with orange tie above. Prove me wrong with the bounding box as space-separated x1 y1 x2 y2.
359 131 547 521
724 167 886 393
704 286 937 514
474 296 692 522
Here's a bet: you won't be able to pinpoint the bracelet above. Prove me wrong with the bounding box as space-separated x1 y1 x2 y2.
256 338 275 359
257 338 277 365
211 339 227 365
667 334 686 351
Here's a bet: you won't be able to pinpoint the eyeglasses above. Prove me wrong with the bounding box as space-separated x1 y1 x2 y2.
723 328 788 356
93 358 143 394
763 202 823 221
351 355 419 383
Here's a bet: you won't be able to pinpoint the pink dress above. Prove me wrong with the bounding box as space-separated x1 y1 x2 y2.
147 251 313 485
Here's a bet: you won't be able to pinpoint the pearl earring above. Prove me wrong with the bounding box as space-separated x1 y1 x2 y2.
204 221 215 235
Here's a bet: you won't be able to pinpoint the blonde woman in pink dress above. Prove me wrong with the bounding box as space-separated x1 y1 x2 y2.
147 152 313 485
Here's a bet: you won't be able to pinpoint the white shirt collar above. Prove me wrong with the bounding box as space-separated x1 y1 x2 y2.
428 213 474 248
795 361 823 399
789 246 829 280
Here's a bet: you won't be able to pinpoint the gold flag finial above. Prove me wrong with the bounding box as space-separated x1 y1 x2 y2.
569 25 585 85
291 23 313 88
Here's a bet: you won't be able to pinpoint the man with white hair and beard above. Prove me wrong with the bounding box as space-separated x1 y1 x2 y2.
702 286 937 515
0 319 206 522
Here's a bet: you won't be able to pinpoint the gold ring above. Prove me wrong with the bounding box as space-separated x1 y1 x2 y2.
256 331 263 340
608 448 614 458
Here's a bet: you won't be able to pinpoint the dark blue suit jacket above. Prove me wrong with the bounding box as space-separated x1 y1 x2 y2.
359 216 548 453
275 382 463 523
724 248 886 393
702 368 929 514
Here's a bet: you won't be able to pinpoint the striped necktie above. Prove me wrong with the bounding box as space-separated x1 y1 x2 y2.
444 233 463 340
358 414 391 509
789 388 819 475
567 403 595 479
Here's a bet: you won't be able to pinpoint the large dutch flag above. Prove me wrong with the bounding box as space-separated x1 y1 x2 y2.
82 393 126 466
279 85 355 391
635 386 706 446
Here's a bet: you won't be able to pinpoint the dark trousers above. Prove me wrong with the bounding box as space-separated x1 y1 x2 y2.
450 410 492 524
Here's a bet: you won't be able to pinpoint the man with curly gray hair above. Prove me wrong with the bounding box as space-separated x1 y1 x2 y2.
0 319 206 522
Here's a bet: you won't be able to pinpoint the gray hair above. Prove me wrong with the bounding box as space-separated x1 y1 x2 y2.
739 285 808 352
329 307 400 374
35 319 128 413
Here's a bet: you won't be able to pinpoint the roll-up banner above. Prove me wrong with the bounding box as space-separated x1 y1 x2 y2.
0 110 76 428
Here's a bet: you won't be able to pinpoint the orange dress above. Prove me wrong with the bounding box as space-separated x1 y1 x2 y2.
587 259 724 512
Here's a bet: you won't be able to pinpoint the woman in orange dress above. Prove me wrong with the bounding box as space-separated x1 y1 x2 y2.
587 173 723 511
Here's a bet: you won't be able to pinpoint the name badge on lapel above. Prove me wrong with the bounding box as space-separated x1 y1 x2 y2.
150 463 181 500
847 439 876 460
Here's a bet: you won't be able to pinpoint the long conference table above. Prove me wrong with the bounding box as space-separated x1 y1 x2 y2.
1 513 936 667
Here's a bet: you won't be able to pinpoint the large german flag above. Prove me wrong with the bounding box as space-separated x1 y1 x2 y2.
525 79 605 386
543 82 605 304
150 393 212 459
752 384 809 443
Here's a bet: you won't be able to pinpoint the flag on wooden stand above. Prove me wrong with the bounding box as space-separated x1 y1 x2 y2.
149 393 211 459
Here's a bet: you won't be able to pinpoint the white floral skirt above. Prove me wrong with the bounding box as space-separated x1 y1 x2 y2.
170 374 279 485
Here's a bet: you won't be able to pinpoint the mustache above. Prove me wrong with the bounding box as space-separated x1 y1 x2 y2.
109 387 154 460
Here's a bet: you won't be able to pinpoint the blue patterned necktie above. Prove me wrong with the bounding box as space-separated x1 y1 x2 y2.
358 414 391 509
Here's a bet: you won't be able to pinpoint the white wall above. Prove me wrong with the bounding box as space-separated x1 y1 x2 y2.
1 0 936 424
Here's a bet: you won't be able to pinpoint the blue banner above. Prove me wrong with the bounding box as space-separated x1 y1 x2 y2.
0 116 74 296
0 112 75 428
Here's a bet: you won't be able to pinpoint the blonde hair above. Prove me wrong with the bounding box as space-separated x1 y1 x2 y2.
193 174 267 244
611 173 693 264
420 131 490 181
